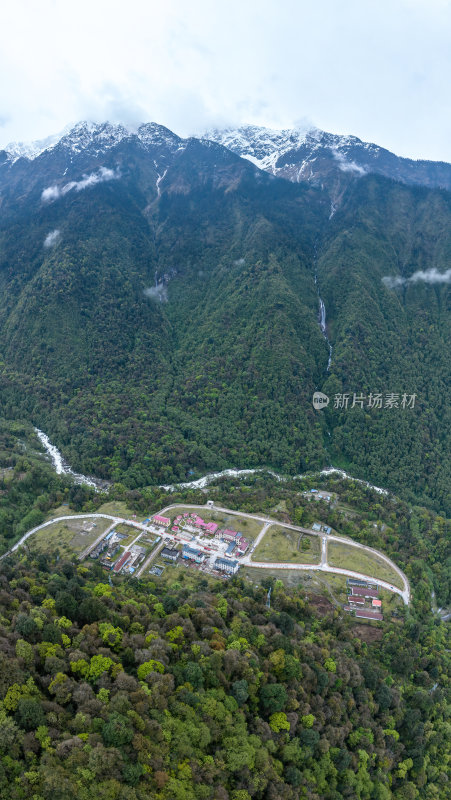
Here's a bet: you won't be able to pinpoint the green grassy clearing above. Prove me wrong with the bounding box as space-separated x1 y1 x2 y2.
252 525 320 564
327 541 403 589
242 566 326 590
26 517 111 557
96 500 138 519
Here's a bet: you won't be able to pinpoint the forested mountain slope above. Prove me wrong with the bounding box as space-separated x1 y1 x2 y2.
318 178 451 513
0 124 449 512
0 548 449 800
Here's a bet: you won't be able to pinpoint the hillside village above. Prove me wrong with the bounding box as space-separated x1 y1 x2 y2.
73 502 413 623
88 510 251 579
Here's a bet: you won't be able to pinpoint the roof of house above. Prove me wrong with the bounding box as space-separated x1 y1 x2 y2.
113 551 131 573
161 547 179 558
352 586 379 598
182 545 204 558
205 522 218 533
215 557 239 569
222 529 238 538
355 609 383 620
372 598 382 607
153 515 170 524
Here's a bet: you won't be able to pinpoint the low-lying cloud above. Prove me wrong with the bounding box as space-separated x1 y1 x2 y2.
383 267 451 288
332 149 367 176
144 285 168 303
41 166 120 202
43 229 61 248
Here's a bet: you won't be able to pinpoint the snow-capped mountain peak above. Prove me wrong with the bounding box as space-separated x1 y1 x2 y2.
202 124 319 173
202 124 393 185
5 126 71 163
4 121 184 163
55 121 133 156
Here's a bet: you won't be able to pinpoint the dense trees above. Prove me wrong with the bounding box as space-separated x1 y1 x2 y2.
0 144 449 513
0 549 448 800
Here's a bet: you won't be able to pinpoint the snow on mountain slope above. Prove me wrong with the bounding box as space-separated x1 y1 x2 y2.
202 125 451 191
201 124 317 173
5 120 451 193
202 125 379 182
5 127 71 162
4 121 184 163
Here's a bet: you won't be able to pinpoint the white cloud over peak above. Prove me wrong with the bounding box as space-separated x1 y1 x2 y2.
332 150 367 176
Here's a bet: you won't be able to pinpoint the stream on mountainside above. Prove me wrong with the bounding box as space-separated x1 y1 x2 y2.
315 275 332 371
34 428 109 492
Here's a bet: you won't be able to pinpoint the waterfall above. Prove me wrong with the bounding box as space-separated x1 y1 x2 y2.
315 276 332 371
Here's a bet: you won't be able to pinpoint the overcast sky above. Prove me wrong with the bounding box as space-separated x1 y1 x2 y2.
1 0 451 160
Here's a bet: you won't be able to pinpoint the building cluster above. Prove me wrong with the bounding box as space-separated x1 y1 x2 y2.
112 544 147 574
152 513 250 557
148 512 249 578
181 544 239 575
344 580 383 620
89 528 152 574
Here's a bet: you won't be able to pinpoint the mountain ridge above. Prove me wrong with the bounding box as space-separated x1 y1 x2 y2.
4 119 451 193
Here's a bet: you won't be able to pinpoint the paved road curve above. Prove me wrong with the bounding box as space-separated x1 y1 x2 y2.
1 504 410 604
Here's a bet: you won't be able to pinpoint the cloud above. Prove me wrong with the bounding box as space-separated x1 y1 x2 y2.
144 285 168 303
2 1 451 162
41 165 120 202
332 149 367 176
43 229 61 248
383 267 451 288
41 185 61 202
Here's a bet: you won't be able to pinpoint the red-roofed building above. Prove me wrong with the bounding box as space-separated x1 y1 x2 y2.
222 529 238 542
355 609 383 620
113 551 131 573
236 536 249 554
205 522 219 535
153 515 170 527
347 596 365 604
194 516 206 528
372 598 382 608
352 586 379 599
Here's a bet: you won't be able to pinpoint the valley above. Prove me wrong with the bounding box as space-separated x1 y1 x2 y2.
0 121 449 515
